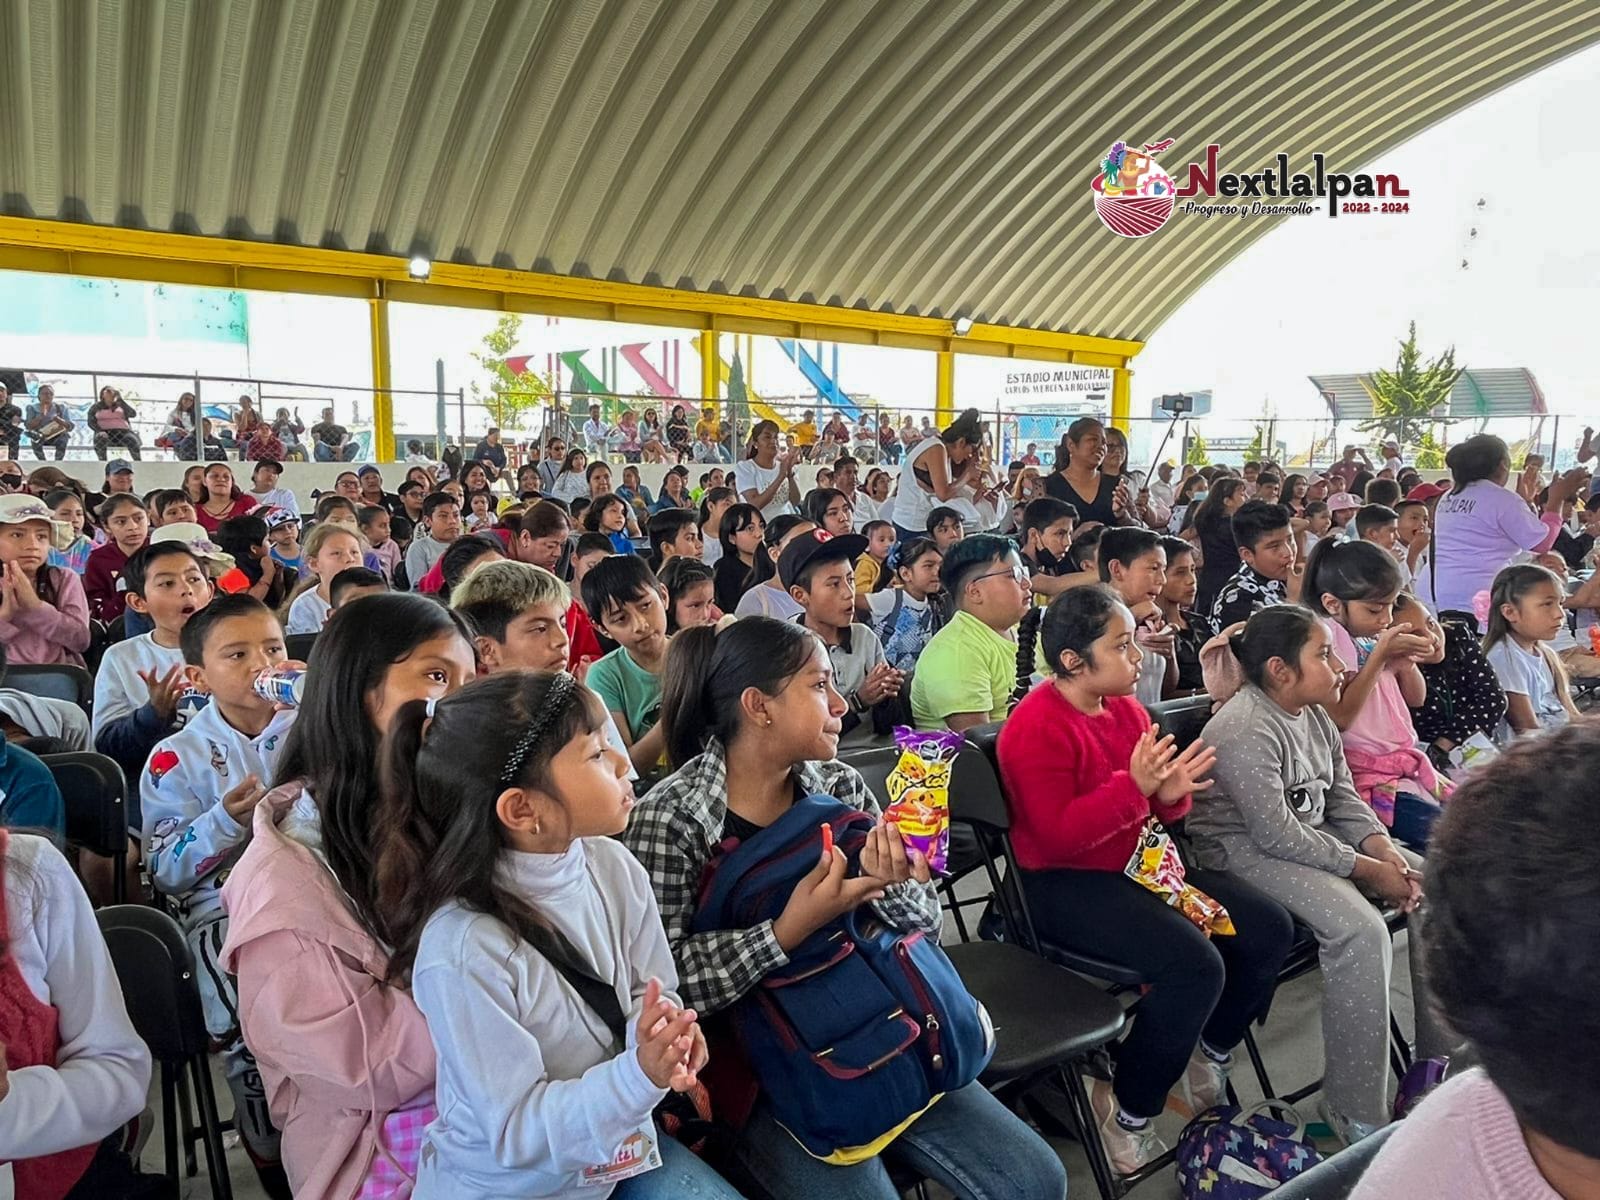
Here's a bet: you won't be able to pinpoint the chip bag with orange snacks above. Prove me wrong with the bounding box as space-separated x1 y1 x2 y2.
882 727 962 875
1123 817 1235 937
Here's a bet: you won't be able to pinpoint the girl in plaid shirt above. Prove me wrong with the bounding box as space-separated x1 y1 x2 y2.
623 617 1067 1200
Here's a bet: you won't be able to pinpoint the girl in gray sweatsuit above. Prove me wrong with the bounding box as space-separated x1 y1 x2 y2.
1186 606 1439 1141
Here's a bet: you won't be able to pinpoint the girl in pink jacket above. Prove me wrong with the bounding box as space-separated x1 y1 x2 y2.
222 595 478 1197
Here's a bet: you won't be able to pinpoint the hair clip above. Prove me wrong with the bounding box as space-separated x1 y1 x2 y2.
500 672 578 784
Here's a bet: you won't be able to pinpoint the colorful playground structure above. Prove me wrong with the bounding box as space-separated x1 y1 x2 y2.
504 322 863 429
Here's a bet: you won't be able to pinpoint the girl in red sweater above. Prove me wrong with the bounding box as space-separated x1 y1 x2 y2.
996 585 1293 1176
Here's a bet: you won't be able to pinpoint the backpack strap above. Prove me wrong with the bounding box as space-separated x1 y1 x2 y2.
547 953 629 1048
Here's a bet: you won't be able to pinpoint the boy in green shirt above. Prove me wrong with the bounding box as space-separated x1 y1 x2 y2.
580 554 670 774
910 534 1032 731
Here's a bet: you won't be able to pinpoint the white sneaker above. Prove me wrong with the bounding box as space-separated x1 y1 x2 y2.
1318 1098 1385 1147
1168 1048 1231 1119
1088 1077 1170 1175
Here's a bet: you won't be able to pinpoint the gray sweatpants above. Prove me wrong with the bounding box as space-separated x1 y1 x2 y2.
1221 846 1439 1127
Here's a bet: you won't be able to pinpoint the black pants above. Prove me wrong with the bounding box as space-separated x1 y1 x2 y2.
1022 866 1294 1118
93 430 142 459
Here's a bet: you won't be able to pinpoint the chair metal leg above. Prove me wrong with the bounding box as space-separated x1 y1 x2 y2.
192 1052 236 1200
1057 1065 1124 1200
1241 1027 1276 1099
175 1064 199 1176
943 881 972 942
1389 1012 1414 1081
160 1062 179 1185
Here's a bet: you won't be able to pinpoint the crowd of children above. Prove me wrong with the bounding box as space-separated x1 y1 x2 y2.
0 422 1595 1200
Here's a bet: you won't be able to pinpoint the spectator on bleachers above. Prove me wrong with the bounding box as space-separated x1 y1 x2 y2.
658 557 718 634
910 534 1031 731
736 419 803 521
177 417 230 462
1018 496 1095 598
711 503 768 615
926 504 965 552
852 518 894 602
246 458 299 520
697 486 735 569
329 566 389 610
421 533 503 600
269 407 307 461
1482 563 1578 742
358 505 400 584
997 586 1293 1174
142 595 296 1184
222 596 473 1196
1188 605 1427 1147
1189 477 1248 614
1350 722 1600 1199
310 406 357 462
647 508 702 573
1210 500 1298 630
0 830 151 1192
1042 417 1129 529
891 407 986 541
23 385 72 461
44 489 94 575
92 542 213 790
217 514 292 609
0 384 22 459
626 616 1068 1200
0 494 90 667
87 385 141 460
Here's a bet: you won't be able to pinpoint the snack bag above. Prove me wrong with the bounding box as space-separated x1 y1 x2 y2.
883 727 962 874
1124 817 1235 937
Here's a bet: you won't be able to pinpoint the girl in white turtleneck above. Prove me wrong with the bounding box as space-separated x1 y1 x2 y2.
373 670 745 1200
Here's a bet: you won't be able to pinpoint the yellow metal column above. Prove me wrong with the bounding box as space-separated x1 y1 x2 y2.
934 350 954 426
698 330 718 403
369 295 395 461
1111 366 1132 433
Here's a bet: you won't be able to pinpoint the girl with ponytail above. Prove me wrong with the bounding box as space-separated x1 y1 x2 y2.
625 616 1064 1200
374 670 742 1200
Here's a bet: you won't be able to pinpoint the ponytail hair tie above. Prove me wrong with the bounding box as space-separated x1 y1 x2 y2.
1471 589 1493 625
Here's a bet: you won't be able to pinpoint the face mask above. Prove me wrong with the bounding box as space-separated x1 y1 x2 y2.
1190 491 1208 503
0 474 22 490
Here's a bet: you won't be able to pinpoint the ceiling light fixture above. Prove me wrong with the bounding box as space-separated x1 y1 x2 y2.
407 255 432 280
953 316 974 335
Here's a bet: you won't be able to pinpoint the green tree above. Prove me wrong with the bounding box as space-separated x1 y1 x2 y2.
1357 321 1462 450
1245 423 1269 462
1184 430 1210 465
1413 426 1448 469
725 349 749 431
469 312 554 430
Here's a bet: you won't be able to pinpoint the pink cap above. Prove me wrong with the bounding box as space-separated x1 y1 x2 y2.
1326 492 1362 511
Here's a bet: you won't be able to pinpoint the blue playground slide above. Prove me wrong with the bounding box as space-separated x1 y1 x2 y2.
777 339 860 420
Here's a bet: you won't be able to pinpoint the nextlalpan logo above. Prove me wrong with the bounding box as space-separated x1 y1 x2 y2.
1092 139 1411 238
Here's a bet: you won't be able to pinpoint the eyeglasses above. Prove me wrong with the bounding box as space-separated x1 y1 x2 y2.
972 564 1029 586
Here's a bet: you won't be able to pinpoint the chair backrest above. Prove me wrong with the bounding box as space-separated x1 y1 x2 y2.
96 904 212 1061
43 751 128 860
285 632 319 662
6 663 93 714
1146 694 1214 750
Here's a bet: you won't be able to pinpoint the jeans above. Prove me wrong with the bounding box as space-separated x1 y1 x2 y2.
29 433 69 460
315 441 357 461
613 1133 746 1200
1390 791 1442 852
93 430 142 459
1021 865 1295 1118
735 1081 1066 1200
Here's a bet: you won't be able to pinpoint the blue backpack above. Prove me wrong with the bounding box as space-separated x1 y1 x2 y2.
692 793 993 1163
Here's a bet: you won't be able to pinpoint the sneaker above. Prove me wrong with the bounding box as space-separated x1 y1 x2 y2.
1318 1098 1385 1148
1088 1078 1169 1175
1168 1048 1231 1119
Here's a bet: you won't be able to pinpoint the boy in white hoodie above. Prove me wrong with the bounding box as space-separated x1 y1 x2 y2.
141 593 296 1183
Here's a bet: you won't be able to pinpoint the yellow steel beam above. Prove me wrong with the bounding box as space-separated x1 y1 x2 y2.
369 297 395 462
1111 367 1132 433
0 216 1143 367
697 330 717 404
934 351 954 426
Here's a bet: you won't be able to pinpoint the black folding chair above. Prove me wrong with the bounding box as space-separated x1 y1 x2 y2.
44 751 130 904
1146 694 1214 749
284 632 319 662
7 662 94 714
96 905 234 1200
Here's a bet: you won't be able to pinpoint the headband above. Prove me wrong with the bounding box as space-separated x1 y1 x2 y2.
500 671 579 785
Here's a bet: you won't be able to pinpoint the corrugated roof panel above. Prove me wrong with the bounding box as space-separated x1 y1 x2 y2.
1 0 1597 342
1308 369 1548 420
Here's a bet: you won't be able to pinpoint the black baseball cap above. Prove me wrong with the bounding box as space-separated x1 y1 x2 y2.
252 459 284 474
777 529 868 589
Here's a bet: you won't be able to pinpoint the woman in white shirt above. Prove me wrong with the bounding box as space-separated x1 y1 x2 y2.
889 407 987 541
0 832 150 1196
734 420 801 520
1414 434 1585 624
550 448 591 504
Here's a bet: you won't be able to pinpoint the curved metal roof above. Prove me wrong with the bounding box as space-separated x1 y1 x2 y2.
1309 368 1548 420
2 0 1596 342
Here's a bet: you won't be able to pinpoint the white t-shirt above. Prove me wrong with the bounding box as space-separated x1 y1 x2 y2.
1384 455 1405 474
1416 480 1553 618
92 633 186 743
1485 637 1569 743
701 535 722 567
733 458 794 520
285 588 332 634
249 486 301 519
892 436 943 531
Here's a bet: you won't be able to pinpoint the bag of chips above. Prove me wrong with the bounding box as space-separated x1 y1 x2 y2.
1124 817 1235 937
882 727 963 874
